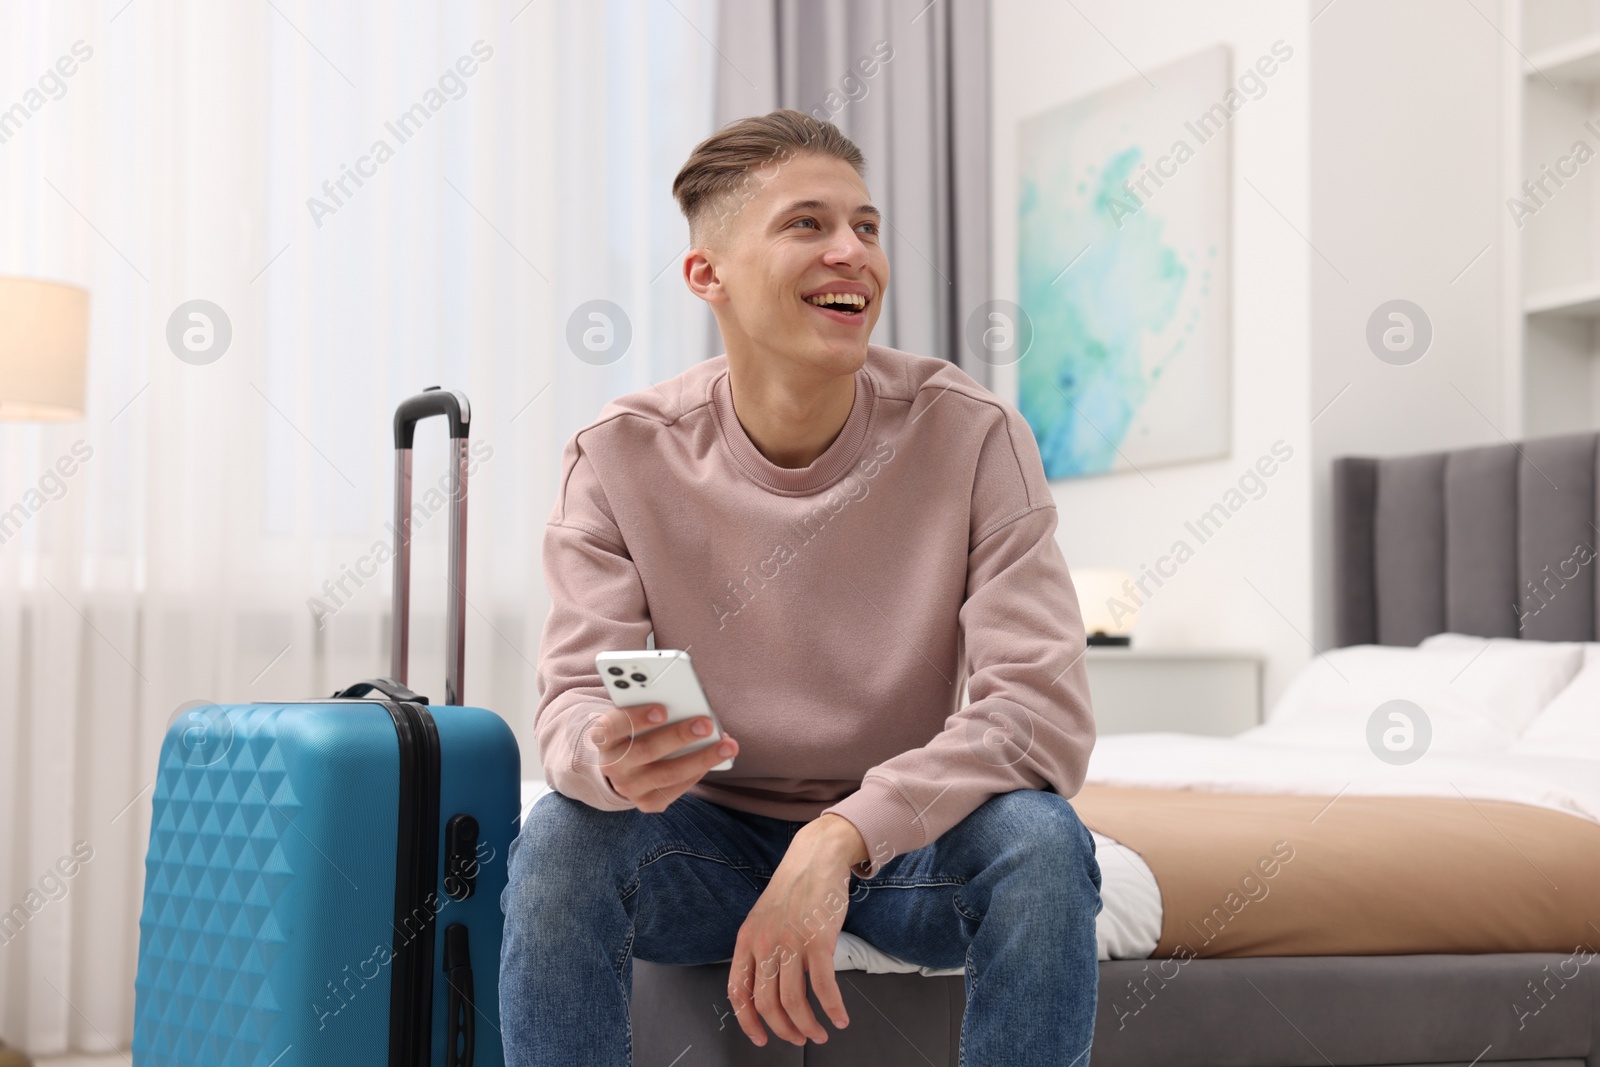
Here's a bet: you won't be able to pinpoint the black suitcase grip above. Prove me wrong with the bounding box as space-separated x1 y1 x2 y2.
394 387 469 448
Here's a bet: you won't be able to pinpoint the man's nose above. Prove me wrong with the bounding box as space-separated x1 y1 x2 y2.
823 227 870 266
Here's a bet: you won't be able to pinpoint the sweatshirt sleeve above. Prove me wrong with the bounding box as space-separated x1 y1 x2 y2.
533 433 651 811
819 401 1097 879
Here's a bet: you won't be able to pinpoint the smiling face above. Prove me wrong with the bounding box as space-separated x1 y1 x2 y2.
685 151 890 383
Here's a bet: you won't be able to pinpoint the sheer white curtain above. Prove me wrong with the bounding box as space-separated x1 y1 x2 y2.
0 0 717 1053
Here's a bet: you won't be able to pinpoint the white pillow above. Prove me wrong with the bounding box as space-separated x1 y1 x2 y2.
1419 633 1600 758
1420 631 1599 666
1244 640 1584 754
1510 658 1600 759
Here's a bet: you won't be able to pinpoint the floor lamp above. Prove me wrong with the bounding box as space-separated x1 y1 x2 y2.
0 274 90 1067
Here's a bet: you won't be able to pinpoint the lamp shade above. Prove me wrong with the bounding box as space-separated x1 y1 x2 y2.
1072 567 1137 637
0 275 90 421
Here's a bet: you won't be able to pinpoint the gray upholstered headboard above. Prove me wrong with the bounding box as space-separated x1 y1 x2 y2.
1333 432 1600 647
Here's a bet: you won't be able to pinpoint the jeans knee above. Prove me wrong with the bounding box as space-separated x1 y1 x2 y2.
502 789 626 923
986 790 1102 900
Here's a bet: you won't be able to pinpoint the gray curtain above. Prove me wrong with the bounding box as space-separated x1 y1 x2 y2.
709 0 993 389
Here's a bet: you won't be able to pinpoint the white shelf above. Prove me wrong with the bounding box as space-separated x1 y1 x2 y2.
1518 3 1600 436
1527 31 1600 83
1525 278 1600 317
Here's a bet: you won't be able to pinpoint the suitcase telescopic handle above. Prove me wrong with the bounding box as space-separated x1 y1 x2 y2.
391 386 470 706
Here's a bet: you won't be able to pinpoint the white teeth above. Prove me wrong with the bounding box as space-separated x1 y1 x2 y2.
805 293 866 308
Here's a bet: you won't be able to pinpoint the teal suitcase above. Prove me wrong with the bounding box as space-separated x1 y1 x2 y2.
132 389 519 1066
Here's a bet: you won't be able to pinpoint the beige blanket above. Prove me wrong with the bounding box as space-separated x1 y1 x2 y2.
1074 784 1600 958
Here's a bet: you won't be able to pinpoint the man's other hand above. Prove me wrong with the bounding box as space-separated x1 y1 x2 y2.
725 819 861 1048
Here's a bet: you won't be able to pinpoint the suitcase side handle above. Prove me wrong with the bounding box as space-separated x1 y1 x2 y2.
443 922 476 1066
391 386 471 706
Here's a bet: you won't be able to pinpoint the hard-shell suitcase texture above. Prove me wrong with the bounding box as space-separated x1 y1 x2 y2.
132 389 520 1066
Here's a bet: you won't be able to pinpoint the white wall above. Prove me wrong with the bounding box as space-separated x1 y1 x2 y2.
991 0 1314 713
1307 0 1514 645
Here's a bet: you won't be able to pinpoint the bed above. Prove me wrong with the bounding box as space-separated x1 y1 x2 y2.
534 431 1600 1066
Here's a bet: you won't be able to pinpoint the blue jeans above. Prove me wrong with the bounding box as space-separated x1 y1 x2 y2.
499 786 1103 1066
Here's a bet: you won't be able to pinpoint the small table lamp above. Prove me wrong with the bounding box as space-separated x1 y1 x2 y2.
0 275 90 420
1072 567 1137 646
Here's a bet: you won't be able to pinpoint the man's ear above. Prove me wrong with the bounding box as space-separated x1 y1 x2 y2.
683 247 727 306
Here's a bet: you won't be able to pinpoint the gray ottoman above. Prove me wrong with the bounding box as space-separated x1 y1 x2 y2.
631 959 965 1065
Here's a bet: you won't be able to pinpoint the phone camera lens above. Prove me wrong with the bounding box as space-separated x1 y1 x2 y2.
615 679 630 689
630 673 647 683
607 667 624 676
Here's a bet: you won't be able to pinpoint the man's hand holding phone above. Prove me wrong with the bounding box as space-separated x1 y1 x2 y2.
588 703 739 813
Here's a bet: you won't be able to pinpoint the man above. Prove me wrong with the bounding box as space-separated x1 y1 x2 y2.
500 108 1101 1066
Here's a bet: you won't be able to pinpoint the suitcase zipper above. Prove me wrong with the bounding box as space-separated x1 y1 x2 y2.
382 699 442 1066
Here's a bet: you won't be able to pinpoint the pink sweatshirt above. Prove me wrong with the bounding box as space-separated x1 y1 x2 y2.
534 342 1096 878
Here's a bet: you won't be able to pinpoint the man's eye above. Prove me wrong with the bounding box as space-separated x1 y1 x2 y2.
791 217 877 235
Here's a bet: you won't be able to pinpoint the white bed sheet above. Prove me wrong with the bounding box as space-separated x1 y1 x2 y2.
1085 732 1600 825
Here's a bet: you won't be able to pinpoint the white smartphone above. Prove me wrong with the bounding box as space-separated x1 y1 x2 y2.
594 649 734 771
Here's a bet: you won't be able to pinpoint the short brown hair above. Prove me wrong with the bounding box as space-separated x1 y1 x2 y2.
672 108 866 250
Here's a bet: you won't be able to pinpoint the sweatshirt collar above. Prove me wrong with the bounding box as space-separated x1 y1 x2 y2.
711 364 876 496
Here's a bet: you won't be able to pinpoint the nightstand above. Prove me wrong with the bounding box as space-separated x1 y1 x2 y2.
1084 647 1263 736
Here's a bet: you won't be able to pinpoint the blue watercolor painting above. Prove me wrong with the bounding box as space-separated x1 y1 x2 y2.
1017 45 1232 480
